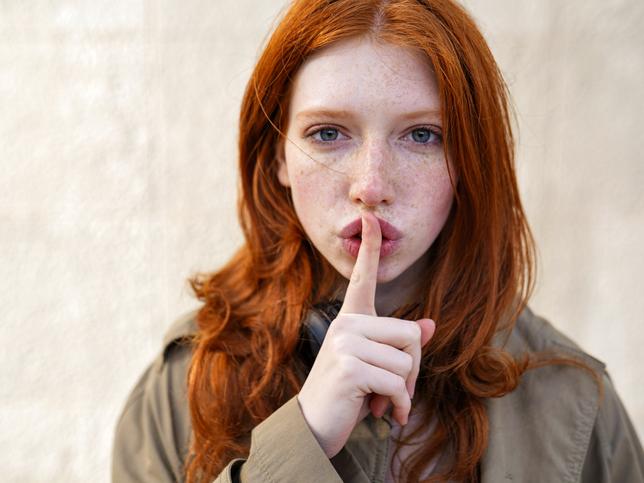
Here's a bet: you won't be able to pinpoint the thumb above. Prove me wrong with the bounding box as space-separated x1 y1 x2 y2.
416 318 436 347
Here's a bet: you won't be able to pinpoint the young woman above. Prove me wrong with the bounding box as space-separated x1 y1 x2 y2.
113 1 644 481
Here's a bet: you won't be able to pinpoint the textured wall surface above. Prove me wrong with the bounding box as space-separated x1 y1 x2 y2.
1 1 642 481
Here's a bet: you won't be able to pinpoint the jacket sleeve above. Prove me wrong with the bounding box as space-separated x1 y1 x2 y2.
581 373 644 482
212 397 343 483
112 341 342 482
112 343 193 482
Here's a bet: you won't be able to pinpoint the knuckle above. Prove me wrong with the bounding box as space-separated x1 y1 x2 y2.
350 271 362 285
331 333 352 353
401 352 414 373
409 322 421 340
393 376 407 394
337 355 360 379
329 315 350 333
403 322 421 344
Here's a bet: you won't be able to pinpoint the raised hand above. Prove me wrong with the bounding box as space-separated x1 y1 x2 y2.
297 211 435 458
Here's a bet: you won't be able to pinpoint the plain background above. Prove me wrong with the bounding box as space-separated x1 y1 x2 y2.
1 1 643 481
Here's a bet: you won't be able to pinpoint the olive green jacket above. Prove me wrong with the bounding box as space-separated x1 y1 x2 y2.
112 308 644 482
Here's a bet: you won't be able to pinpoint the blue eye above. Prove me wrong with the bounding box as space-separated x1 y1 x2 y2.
410 128 439 144
314 128 340 142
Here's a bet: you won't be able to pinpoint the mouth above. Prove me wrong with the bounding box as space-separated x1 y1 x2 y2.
339 217 402 258
339 217 403 240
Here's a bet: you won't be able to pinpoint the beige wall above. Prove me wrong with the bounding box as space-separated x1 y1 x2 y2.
1 1 642 480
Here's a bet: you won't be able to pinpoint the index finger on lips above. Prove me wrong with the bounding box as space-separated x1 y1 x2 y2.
340 211 381 316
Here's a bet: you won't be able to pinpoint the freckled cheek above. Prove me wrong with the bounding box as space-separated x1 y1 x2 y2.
400 162 454 205
289 169 343 230
402 165 454 236
425 176 455 212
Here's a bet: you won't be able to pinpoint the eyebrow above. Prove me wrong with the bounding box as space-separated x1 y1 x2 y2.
294 108 442 123
295 109 355 122
399 109 442 122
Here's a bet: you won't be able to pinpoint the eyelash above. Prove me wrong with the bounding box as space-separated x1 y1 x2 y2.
306 125 443 146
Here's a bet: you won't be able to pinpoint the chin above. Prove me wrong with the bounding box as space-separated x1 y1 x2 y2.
332 257 405 284
375 263 408 284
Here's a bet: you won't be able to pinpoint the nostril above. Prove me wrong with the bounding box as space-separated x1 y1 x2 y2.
349 176 395 208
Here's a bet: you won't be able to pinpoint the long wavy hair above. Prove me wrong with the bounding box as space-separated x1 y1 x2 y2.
187 1 539 481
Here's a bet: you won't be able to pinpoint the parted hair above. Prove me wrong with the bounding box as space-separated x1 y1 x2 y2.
187 1 538 481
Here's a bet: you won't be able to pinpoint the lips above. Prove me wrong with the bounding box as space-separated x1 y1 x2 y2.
339 216 402 258
339 217 402 240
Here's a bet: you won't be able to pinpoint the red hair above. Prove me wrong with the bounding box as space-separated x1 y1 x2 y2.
187 1 538 481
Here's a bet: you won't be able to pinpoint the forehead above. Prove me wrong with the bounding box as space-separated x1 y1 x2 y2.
289 37 440 117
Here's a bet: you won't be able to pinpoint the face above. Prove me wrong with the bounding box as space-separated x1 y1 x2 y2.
277 37 455 308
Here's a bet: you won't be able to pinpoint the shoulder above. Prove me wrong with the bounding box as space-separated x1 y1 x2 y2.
582 371 644 481
160 309 199 360
501 306 607 421
483 306 644 482
131 309 198 410
112 310 198 482
504 306 605 372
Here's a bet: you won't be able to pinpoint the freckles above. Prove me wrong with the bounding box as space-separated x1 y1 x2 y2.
401 175 418 199
394 160 453 245
292 177 322 206
420 162 453 193
397 160 451 201
290 165 340 221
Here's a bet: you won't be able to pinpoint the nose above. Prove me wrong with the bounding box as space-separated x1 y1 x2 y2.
348 141 395 207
